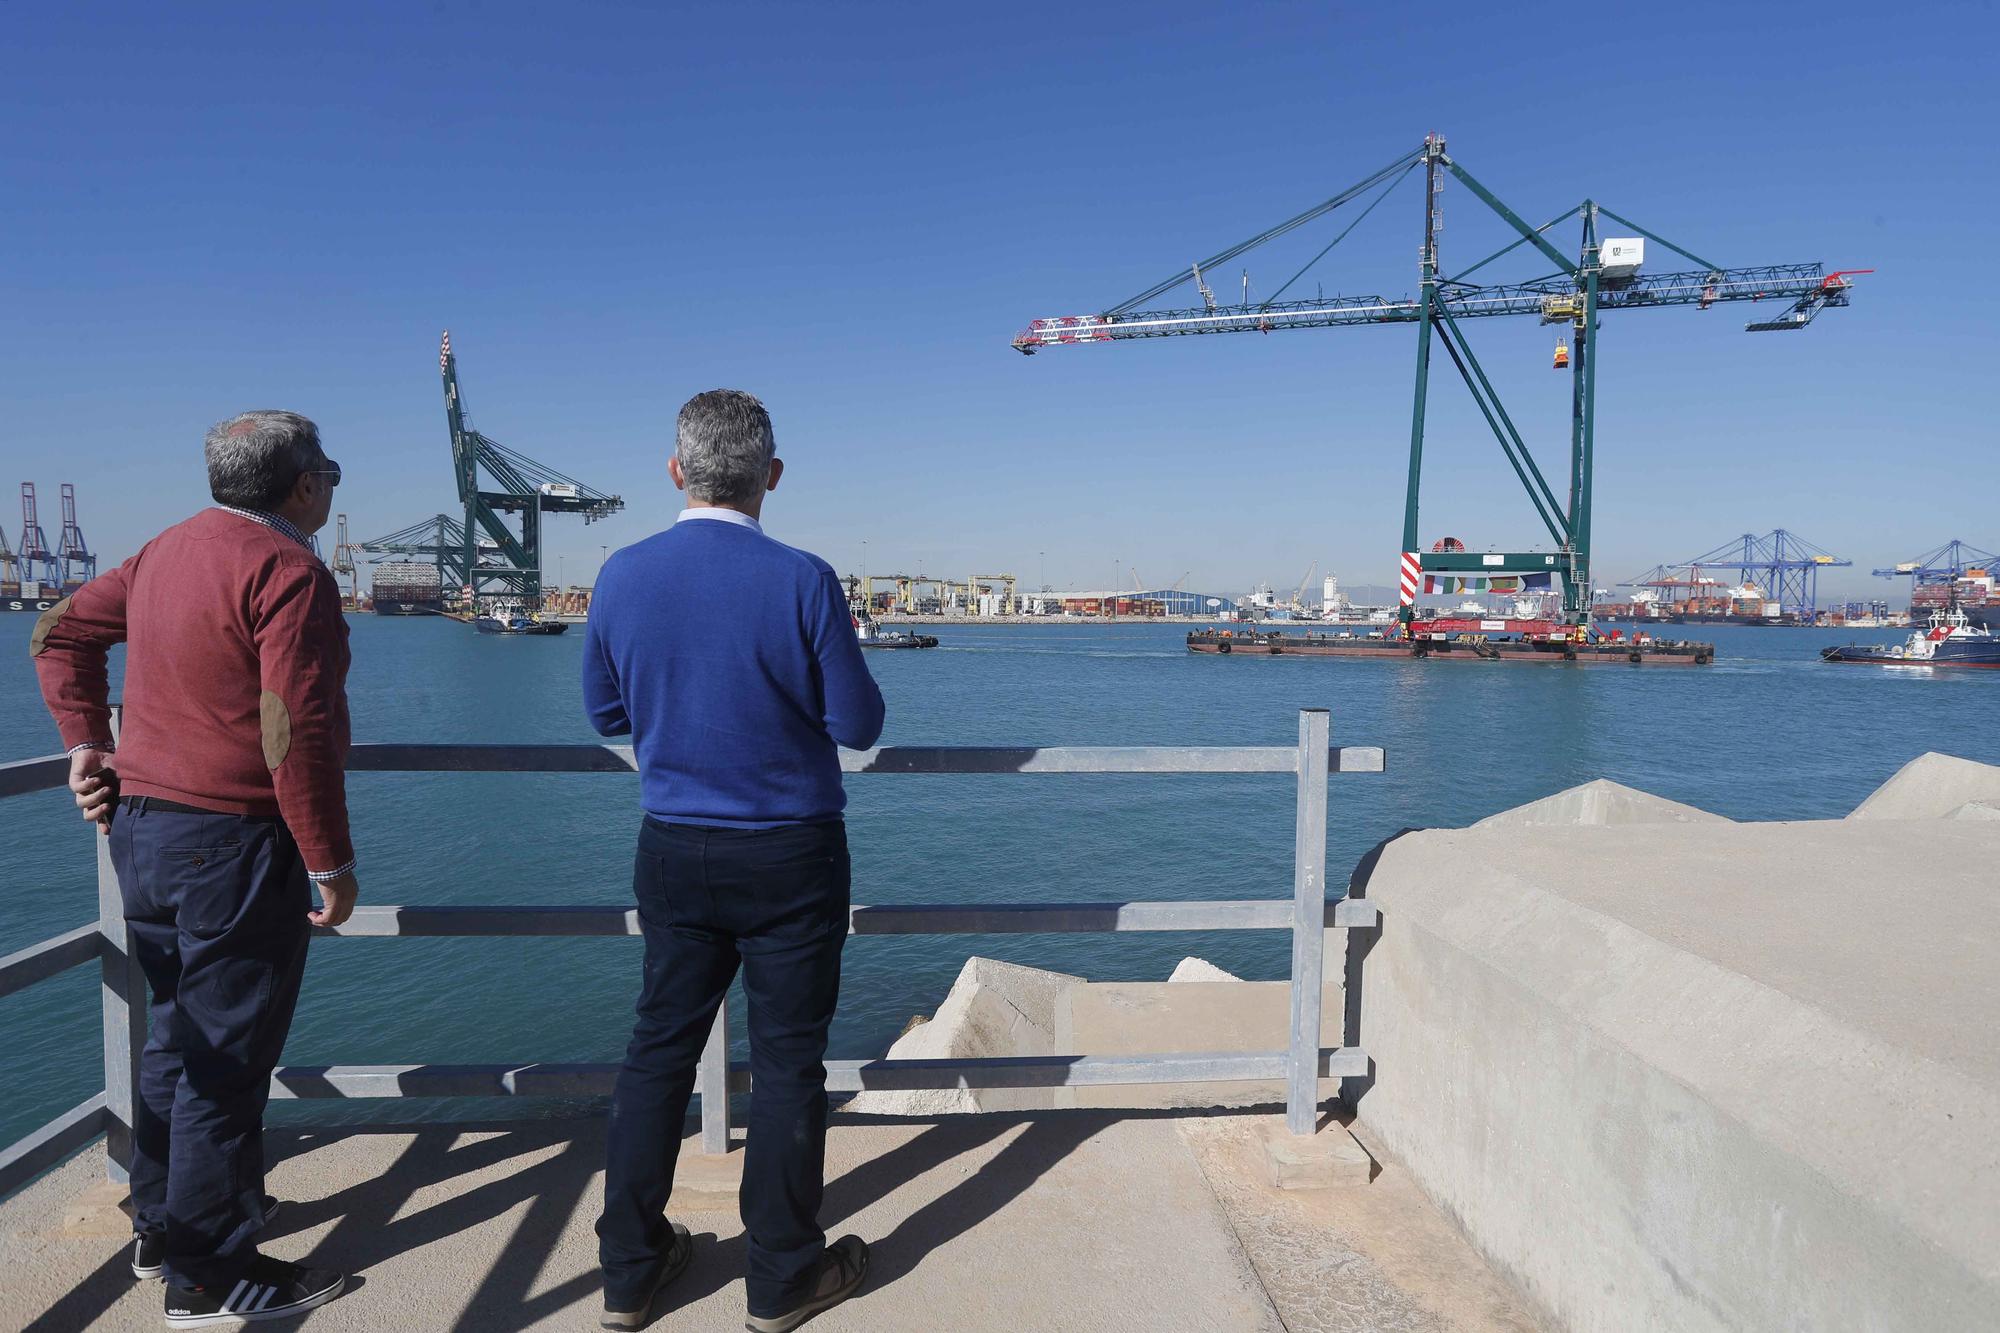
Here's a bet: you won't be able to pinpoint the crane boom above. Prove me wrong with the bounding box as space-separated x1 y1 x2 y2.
1014 265 1855 351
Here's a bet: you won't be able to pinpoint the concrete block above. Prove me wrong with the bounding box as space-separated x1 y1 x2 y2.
60 1180 130 1237
1849 751 2000 820
1256 1119 1375 1189
1353 818 2000 1332
1054 979 1343 1110
1474 777 1728 828
1168 956 1242 983
846 956 1083 1116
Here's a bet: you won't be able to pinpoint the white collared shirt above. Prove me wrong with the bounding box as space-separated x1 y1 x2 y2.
675 507 764 535
216 505 315 550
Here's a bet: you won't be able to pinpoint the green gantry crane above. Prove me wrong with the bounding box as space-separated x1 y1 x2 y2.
440 331 623 606
354 512 473 590
1014 134 1867 634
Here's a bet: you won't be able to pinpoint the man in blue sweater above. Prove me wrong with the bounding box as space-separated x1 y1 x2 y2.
584 389 884 1332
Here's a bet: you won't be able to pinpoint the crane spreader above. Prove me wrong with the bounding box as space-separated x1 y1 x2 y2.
1014 134 1867 635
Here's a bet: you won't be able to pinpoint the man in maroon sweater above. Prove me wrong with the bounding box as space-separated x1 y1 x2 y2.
33 410 353 1326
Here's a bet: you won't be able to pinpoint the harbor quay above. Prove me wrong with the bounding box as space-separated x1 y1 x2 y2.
3 729 1995 1330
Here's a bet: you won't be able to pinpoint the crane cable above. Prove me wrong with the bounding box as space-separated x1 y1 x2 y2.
1105 146 1424 316
1259 160 1418 310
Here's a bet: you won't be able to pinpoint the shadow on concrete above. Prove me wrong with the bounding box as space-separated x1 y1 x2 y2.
269 1107 1223 1330
1338 828 1413 1112
272 1122 605 1332
826 1114 1107 1297
15 1103 1275 1333
22 1242 135 1333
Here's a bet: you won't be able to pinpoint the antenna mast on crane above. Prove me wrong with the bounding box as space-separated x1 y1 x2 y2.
1013 134 1866 636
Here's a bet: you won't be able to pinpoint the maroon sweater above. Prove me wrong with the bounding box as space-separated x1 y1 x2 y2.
32 508 354 875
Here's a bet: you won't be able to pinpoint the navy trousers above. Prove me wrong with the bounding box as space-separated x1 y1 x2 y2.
110 798 312 1289
598 817 849 1318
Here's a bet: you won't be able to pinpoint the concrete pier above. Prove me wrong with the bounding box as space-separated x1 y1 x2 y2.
0 1112 1539 1332
1348 762 2000 1332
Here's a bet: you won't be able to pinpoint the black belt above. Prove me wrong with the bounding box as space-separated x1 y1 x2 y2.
120 795 281 823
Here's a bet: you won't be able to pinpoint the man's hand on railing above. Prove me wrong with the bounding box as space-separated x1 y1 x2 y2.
310 871 360 928
68 749 119 836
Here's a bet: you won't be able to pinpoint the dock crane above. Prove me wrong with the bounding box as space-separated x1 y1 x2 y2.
330 513 360 604
56 484 96 590
1872 539 1998 591
970 573 1019 615
355 513 476 593
440 331 623 606
17 485 58 588
1013 134 1866 634
0 523 17 591
1290 561 1318 614
1648 530 1851 622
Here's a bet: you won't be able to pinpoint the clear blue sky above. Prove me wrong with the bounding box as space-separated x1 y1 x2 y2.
2 1 1990 601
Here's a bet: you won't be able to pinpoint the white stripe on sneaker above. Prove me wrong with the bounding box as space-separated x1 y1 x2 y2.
252 1284 277 1312
224 1280 250 1311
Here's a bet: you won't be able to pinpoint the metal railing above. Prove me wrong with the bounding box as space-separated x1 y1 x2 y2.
0 709 1381 1198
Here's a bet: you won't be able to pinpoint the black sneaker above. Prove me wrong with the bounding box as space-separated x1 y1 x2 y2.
133 1197 281 1281
164 1255 344 1327
745 1235 869 1333
601 1221 693 1329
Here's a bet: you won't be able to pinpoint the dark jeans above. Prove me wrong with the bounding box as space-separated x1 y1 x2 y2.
109 798 312 1289
598 816 849 1318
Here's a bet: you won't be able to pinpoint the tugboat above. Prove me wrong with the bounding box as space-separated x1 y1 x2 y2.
1821 602 2000 668
854 610 937 650
474 599 569 636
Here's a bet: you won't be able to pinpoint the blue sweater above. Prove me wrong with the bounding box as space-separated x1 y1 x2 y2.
582 514 885 826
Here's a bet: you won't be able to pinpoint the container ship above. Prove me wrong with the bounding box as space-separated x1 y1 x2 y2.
1 582 64 614
1911 569 1998 632
1596 583 1789 626
370 562 446 616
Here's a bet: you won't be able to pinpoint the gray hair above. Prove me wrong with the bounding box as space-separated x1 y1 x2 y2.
676 390 775 506
205 411 323 509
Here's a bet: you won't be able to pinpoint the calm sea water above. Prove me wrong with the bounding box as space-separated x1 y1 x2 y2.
3 612 1994 1144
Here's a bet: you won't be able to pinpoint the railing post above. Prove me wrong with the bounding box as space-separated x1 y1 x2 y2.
1287 708 1330 1135
97 707 144 1183
699 997 731 1154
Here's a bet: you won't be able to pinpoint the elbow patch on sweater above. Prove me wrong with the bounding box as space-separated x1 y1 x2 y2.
28 597 72 658
259 691 292 769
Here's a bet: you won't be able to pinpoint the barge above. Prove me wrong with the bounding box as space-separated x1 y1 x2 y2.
1189 618 1713 665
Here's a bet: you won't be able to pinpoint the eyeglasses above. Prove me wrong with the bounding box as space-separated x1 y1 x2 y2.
307 459 341 487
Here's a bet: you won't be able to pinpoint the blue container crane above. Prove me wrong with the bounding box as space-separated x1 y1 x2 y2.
17 484 59 588
57 483 96 590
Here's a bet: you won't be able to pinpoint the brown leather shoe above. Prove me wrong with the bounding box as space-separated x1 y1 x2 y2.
744 1235 869 1333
